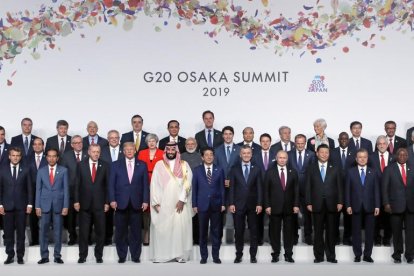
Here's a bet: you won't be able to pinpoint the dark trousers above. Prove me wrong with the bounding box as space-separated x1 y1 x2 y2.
29 208 39 244
105 208 114 243
257 211 264 243
269 213 294 257
352 210 375 257
390 211 414 259
79 209 105 259
114 205 143 260
198 209 222 260
64 203 77 242
40 210 63 259
3 209 26 258
233 209 258 258
192 214 199 244
300 198 313 239
312 201 337 261
336 208 352 242
375 207 391 242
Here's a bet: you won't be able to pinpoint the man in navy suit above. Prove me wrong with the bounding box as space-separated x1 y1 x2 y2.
345 149 380 263
0 126 10 167
192 147 225 264
195 110 224 151
236 127 261 156
214 126 241 183
306 144 343 263
36 148 69 264
369 135 394 246
11 118 38 159
264 150 299 263
82 121 108 151
0 147 33 264
288 134 315 245
158 120 187 153
229 145 262 263
385 121 407 156
270 126 295 153
109 142 149 263
382 148 414 264
45 120 72 156
348 121 373 153
120 114 149 153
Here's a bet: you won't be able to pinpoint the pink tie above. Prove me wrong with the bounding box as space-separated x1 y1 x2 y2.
36 155 41 169
127 160 133 183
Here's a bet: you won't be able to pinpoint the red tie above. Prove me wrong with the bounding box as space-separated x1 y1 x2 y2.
91 162 97 183
76 153 81 162
380 154 386 172
49 167 54 185
280 168 286 191
401 164 407 186
91 137 95 145
389 138 394 154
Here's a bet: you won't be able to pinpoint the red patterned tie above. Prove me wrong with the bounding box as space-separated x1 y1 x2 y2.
389 138 394 154
280 168 286 191
401 164 407 186
91 162 97 183
380 154 386 172
49 167 54 186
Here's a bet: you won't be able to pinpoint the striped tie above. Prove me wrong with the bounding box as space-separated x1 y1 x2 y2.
207 167 212 184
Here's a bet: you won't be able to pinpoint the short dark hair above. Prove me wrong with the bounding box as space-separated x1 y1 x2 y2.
356 148 368 156
0 126 5 132
131 114 143 122
317 144 330 152
56 120 69 128
240 145 252 152
202 110 214 119
33 137 45 145
46 148 59 157
260 133 272 142
294 134 307 141
8 146 22 155
384 120 396 127
201 146 214 156
222 126 234 134
167 120 180 128
21 117 33 125
350 121 362 129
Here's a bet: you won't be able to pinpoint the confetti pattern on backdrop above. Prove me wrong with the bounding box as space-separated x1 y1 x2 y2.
0 0 413 83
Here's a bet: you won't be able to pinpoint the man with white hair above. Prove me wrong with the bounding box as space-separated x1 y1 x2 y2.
270 126 295 153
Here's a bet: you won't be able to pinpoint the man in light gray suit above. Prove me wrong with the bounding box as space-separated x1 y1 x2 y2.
35 148 69 264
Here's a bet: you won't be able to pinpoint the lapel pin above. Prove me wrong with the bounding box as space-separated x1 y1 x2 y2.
99 164 102 167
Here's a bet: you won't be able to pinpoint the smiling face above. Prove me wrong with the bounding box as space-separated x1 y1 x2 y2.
46 150 59 166
203 112 214 129
316 147 330 163
21 119 33 135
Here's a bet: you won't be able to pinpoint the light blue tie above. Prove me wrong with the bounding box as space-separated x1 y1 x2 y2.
111 148 116 162
320 164 326 182
360 168 366 186
226 146 231 163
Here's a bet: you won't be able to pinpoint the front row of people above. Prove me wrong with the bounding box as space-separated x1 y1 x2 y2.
0 142 412 265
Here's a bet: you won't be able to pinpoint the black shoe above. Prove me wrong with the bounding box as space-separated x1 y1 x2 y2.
234 257 242 263
406 258 413 264
88 240 93 246
4 256 14 264
374 237 382 246
96 258 103 264
314 258 324 263
354 256 361 262
394 258 402 264
132 258 140 263
250 257 257 263
383 239 391 246
143 242 149 246
54 258 64 264
293 238 299 245
78 258 86 264
68 240 76 246
213 258 221 264
327 258 338 263
258 240 264 246
38 258 49 264
17 257 24 265
284 256 294 263
118 258 126 263
104 240 112 246
200 259 207 264
304 236 313 245
30 242 39 246
363 256 374 263
271 256 279 263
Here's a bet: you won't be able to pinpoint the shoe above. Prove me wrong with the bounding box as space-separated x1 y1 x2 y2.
284 256 295 263
17 257 24 265
54 258 64 264
406 258 414 264
68 240 76 246
200 259 207 264
354 256 361 262
213 258 221 264
132 258 140 263
304 236 313 245
314 258 323 263
30 242 39 246
258 240 264 246
394 258 402 264
78 258 86 264
143 242 149 246
250 257 257 263
96 258 103 263
363 256 374 263
271 256 279 263
104 240 112 246
374 237 382 246
327 258 338 263
88 240 93 246
118 258 126 263
4 256 14 264
38 258 49 264
234 257 242 263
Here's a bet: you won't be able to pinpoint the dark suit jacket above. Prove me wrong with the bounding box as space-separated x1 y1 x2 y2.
214 143 241 178
45 135 72 154
195 129 223 151
159 136 187 153
270 141 295 153
387 135 407 155
192 164 225 212
100 146 125 164
406 127 414 146
82 135 109 151
120 130 149 152
306 137 335 152
109 159 149 210
252 149 277 176
27 152 48 198
11 134 39 157
236 141 261 156
75 159 109 211
330 147 357 179
368 151 394 177
228 164 262 211
382 162 414 213
305 162 343 212
264 165 299 215
287 149 315 197
60 150 88 199
0 164 33 211
345 166 380 213
408 146 414 165
0 143 10 167
348 137 373 153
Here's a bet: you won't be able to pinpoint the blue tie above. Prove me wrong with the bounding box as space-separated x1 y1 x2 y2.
244 164 249 182
297 151 303 171
226 146 231 163
360 168 365 186
320 164 326 182
24 136 29 155
341 149 346 168
207 130 212 147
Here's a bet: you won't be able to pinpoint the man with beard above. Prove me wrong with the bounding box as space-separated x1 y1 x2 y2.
150 142 193 263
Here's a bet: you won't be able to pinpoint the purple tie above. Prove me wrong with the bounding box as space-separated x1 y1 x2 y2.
264 151 269 170
127 160 133 183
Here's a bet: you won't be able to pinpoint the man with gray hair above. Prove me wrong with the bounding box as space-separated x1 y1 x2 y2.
270 126 295 153
82 121 108 151
237 127 261 156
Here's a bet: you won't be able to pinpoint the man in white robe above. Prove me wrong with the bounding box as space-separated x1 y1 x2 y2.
150 143 193 263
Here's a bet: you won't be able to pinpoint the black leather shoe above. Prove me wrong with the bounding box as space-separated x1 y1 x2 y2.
250 257 257 263
104 240 112 246
327 258 338 263
118 258 126 263
54 258 64 264
406 258 413 264
96 258 103 263
213 258 221 264
38 258 49 264
354 256 361 262
234 257 242 263
132 258 140 263
17 257 24 265
200 259 207 264
314 258 324 263
258 240 264 246
30 242 39 246
68 240 76 246
271 256 279 263
78 258 86 264
285 256 295 263
394 258 402 264
363 256 374 263
4 256 14 264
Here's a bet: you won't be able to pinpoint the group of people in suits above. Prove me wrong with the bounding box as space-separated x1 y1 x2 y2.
1 112 414 265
